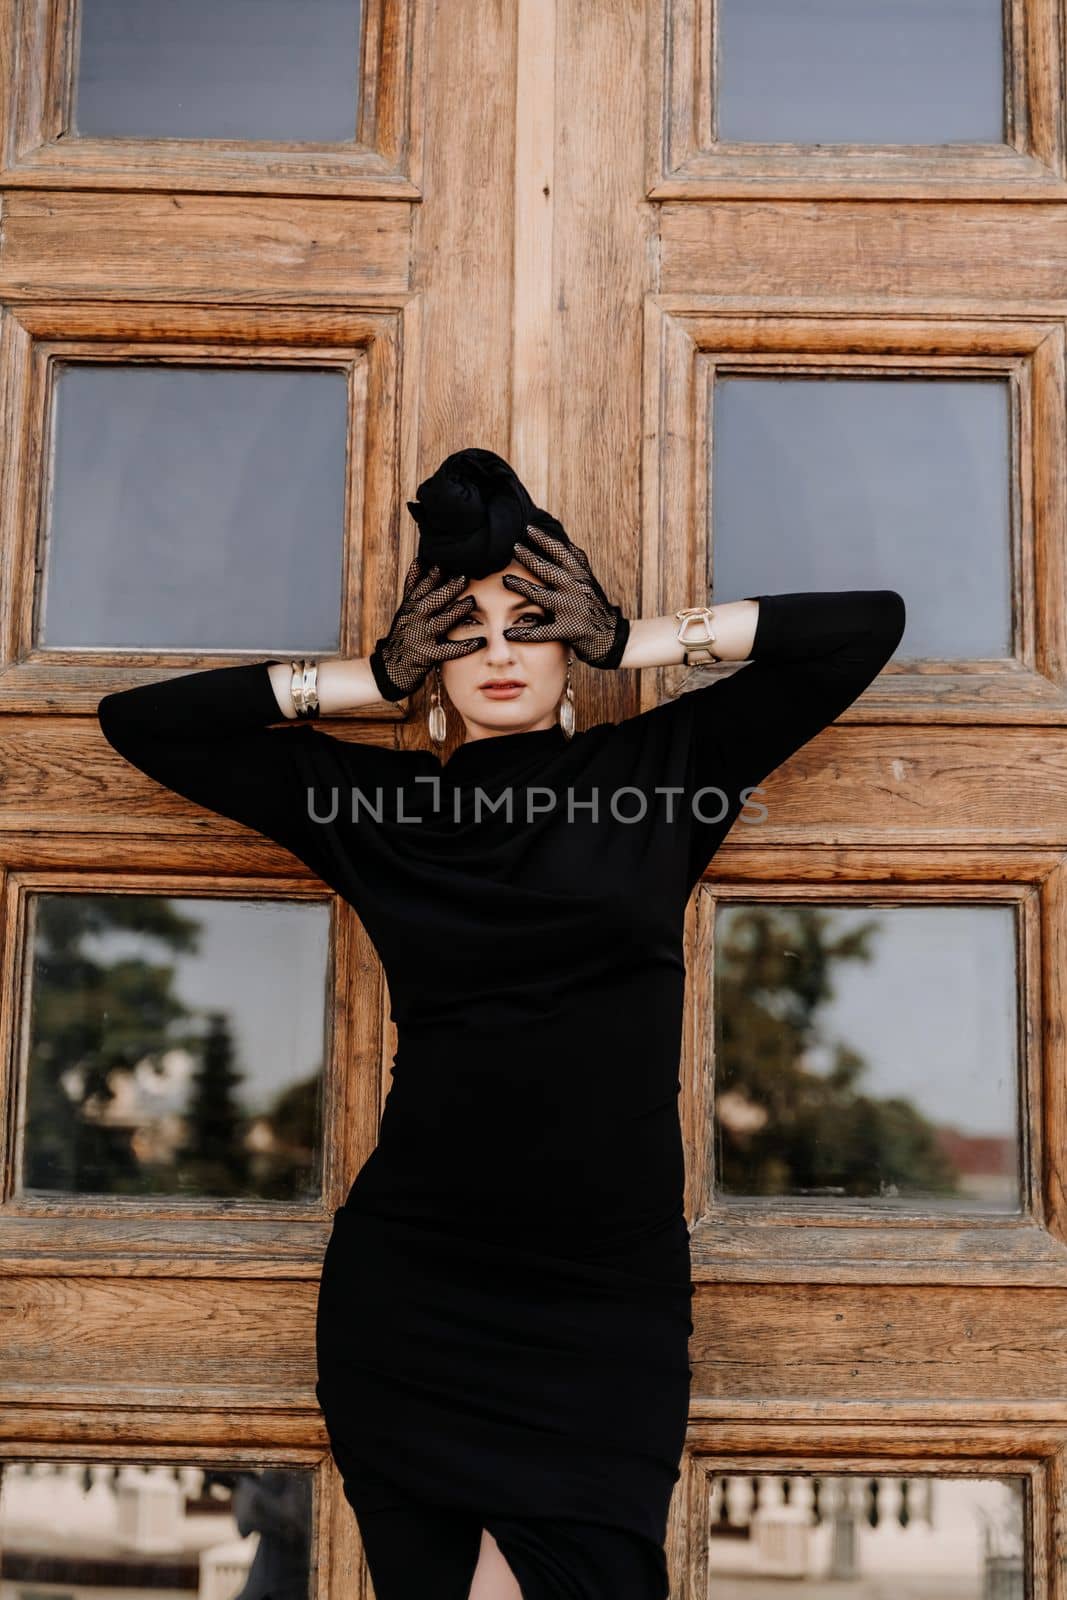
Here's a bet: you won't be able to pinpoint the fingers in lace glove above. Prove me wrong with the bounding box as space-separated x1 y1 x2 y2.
369 558 487 700
501 522 631 669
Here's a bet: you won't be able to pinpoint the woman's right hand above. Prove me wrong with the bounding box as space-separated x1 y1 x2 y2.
368 557 487 701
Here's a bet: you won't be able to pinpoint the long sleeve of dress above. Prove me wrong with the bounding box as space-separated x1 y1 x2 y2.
699 588 905 790
627 589 906 894
96 659 336 862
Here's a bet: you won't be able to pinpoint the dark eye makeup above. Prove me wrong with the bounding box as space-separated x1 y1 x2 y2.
456 608 546 626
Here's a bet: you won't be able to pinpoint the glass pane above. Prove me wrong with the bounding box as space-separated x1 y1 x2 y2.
713 904 1022 1211
74 0 363 142
40 363 348 653
1 1461 313 1600
712 375 1011 661
706 1474 1025 1594
21 893 330 1200
717 0 1004 145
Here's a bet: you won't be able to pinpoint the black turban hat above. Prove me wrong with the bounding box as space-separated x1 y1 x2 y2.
406 447 563 579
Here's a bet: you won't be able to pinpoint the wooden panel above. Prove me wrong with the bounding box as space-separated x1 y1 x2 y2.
0 1407 329 1447
690 1283 1067 1409
660 201 1067 307
684 1421 1067 1454
0 720 395 835
8 1275 1067 1417
548 0 652 735
592 725 1067 844
689 1218 1067 1287
2 1276 322 1402
383 0 523 764
0 193 411 300
61 710 1061 852
405 0 514 467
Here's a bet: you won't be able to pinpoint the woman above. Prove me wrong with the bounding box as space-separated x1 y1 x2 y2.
96 449 906 1600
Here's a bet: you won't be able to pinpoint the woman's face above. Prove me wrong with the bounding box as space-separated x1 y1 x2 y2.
439 560 567 740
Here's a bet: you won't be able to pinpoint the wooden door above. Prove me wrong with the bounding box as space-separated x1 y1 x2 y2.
638 0 1066 1593
0 0 1062 1595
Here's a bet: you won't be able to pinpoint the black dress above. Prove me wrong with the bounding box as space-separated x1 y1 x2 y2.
96 588 905 1599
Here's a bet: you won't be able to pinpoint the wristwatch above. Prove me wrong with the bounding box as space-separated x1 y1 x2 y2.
674 605 721 665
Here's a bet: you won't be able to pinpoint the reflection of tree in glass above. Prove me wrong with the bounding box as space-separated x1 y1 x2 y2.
23 893 321 1199
24 894 204 1193
179 1010 249 1195
715 904 959 1199
268 1073 319 1147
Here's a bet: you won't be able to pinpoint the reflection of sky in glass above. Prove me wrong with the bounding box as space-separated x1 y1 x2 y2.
74 0 362 141
793 906 1015 1137
717 0 1004 145
711 375 1012 661
707 1475 1024 1590
42 364 348 652
714 903 1020 1207
83 898 329 1113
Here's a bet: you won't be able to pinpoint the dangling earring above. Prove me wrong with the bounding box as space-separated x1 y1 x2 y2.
558 652 576 739
428 664 448 746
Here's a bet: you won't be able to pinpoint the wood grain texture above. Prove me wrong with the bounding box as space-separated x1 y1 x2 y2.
2 1275 321 1398
391 0 520 764
661 203 1067 305
550 0 652 735
648 0 1066 198
4 0 1067 1591
0 194 412 300
511 0 556 504
0 0 423 198
6 720 1067 842
690 1283 1067 1406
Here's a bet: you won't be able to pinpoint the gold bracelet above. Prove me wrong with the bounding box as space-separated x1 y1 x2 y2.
674 605 720 665
289 658 320 718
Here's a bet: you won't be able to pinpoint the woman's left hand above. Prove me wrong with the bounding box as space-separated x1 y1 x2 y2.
501 520 631 669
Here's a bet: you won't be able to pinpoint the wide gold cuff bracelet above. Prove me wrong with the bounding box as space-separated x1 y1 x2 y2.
674 605 721 666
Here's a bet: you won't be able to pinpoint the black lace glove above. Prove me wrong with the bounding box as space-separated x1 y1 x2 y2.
369 558 486 701
500 520 630 669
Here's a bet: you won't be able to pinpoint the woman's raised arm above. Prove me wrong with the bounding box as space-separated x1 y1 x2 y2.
684 589 906 803
616 590 906 893
97 657 380 858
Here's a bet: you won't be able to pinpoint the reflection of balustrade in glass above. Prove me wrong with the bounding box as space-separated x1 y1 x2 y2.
705 1474 1025 1594
0 1461 313 1600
